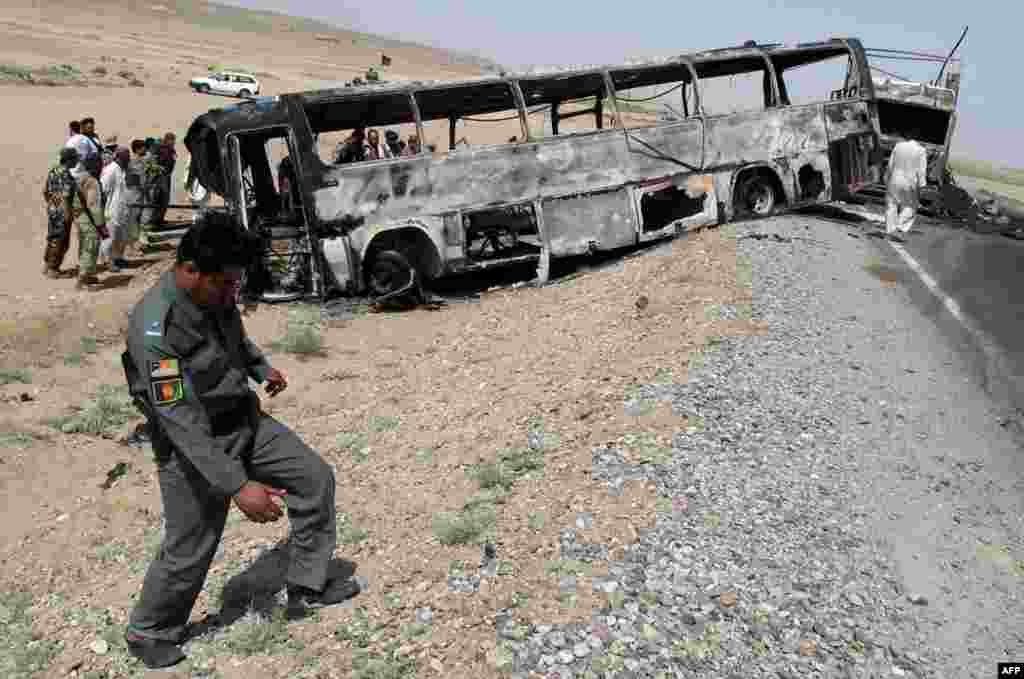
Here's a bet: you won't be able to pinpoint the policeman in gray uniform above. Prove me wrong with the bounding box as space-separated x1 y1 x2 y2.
121 214 360 669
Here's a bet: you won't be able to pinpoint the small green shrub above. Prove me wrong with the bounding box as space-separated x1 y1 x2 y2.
335 432 370 463
46 384 137 436
471 462 515 491
368 415 400 433
222 608 302 656
0 590 63 677
432 505 495 545
0 431 40 450
0 368 30 385
0 63 33 82
544 559 592 578
351 648 416 679
269 308 325 357
337 512 370 545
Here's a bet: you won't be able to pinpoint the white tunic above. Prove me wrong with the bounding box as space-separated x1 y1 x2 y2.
100 162 129 228
885 139 928 206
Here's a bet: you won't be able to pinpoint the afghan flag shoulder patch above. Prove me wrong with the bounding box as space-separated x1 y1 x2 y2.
150 358 180 379
152 378 184 405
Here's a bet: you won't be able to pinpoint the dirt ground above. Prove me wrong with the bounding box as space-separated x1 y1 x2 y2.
0 2 757 677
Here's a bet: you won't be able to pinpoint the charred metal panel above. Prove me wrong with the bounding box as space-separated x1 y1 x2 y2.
311 131 633 231
621 121 703 180
530 132 632 198
542 188 636 256
873 79 956 111
823 100 871 140
321 235 354 292
184 97 291 196
312 147 539 229
703 106 827 169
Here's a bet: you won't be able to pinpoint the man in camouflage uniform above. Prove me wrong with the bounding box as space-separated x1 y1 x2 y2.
42 147 79 278
121 215 361 669
70 154 109 289
123 140 147 256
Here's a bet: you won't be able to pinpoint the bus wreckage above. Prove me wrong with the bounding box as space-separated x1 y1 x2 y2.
184 37 884 305
853 33 969 219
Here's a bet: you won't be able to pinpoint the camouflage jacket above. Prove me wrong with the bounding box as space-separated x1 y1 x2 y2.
43 164 76 231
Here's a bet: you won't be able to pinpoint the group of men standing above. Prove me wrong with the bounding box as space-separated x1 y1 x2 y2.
43 117 178 289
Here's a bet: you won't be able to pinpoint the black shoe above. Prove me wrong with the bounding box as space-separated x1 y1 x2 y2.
286 576 365 619
125 631 186 669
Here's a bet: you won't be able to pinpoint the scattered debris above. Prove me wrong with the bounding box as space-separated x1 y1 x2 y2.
738 233 792 243
99 461 129 490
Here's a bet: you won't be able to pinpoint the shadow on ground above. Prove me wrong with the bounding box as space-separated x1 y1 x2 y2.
182 544 358 642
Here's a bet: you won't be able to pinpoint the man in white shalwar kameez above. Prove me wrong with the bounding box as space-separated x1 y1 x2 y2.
99 148 132 272
884 132 929 242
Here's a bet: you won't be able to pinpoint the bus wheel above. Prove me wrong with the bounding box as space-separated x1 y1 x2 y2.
735 172 778 217
368 250 417 299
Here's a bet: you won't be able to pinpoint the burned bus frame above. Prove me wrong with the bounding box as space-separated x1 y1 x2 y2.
184 37 881 303
860 58 961 214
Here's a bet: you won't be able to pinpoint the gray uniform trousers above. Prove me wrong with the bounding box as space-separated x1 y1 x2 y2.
127 415 337 644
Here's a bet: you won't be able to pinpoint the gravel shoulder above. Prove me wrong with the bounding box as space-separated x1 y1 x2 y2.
494 216 1024 679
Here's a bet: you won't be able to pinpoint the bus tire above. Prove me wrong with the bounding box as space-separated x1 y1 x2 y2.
367 249 416 299
734 170 779 218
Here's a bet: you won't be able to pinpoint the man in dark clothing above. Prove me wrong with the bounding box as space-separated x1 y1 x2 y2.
150 132 177 226
334 128 366 164
121 215 361 669
384 129 403 158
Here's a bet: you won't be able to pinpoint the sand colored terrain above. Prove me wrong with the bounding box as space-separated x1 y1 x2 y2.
0 2 759 677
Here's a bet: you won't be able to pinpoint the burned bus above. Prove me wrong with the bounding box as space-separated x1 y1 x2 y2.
184 37 883 303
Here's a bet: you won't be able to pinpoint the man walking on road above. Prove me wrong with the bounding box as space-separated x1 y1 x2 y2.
884 131 929 242
121 215 361 669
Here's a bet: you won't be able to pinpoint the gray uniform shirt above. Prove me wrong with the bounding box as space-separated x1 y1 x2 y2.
123 271 273 497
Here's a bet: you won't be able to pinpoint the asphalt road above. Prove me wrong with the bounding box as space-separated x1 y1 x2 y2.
851 209 1024 431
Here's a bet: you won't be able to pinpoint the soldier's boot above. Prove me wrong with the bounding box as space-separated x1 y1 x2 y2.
285 575 365 620
125 631 186 669
76 274 99 290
